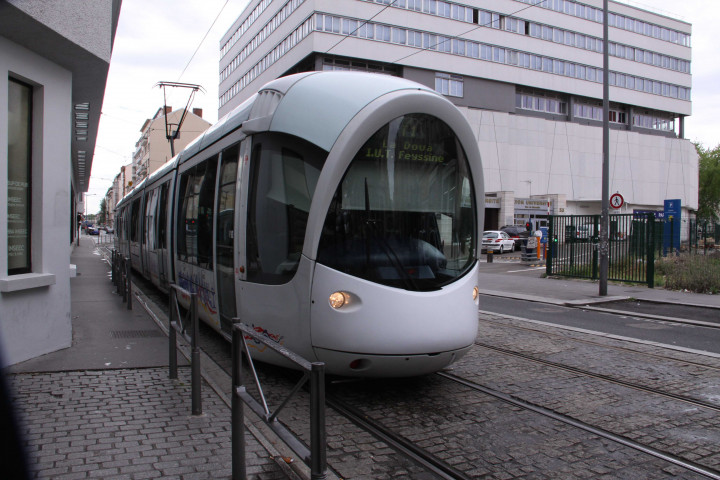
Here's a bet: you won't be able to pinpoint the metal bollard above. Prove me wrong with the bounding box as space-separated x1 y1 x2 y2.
310 362 327 480
169 288 178 380
231 327 246 480
190 294 201 416
125 258 132 310
115 254 122 294
121 257 128 303
487 250 493 263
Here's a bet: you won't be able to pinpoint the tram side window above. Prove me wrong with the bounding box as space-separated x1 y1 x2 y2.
217 144 239 268
246 135 325 285
176 156 218 267
158 183 168 250
144 191 156 249
130 198 141 242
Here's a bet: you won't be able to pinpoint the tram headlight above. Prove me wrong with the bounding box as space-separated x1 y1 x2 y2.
329 291 348 309
472 286 479 304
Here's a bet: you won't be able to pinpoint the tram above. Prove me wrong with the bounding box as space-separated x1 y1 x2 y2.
115 71 484 377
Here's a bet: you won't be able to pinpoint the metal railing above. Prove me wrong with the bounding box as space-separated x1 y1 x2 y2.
546 213 659 287
111 250 132 310
231 322 326 480
168 285 202 416
689 220 720 254
95 231 115 246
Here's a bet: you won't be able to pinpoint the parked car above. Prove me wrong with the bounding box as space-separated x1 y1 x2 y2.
500 225 530 250
87 225 99 235
482 230 515 253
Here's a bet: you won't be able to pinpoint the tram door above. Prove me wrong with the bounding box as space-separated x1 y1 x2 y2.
234 134 325 360
215 142 243 334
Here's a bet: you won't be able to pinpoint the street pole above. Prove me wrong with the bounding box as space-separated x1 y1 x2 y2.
599 0 610 296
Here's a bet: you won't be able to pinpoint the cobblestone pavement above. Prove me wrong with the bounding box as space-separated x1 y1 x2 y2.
194 307 716 479
468 314 720 470
9 367 288 480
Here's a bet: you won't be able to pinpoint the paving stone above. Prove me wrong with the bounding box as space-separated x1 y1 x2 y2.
9 368 289 479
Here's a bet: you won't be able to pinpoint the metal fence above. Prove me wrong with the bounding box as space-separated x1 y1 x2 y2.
168 285 202 416
231 323 326 480
546 213 660 287
689 220 720 254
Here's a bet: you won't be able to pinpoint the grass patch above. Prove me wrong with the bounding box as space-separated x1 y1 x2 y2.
655 252 720 294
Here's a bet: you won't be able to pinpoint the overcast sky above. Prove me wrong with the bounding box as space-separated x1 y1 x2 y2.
86 0 720 214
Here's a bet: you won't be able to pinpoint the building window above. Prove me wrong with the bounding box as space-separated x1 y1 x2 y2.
7 78 33 275
516 90 567 115
608 110 627 124
435 72 463 97
632 112 675 132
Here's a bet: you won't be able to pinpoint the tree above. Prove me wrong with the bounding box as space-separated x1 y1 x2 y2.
697 143 720 222
98 197 108 225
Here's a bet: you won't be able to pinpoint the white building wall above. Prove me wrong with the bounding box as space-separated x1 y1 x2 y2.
464 107 698 213
0 37 73 366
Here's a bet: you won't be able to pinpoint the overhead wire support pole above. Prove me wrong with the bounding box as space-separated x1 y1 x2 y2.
154 81 205 157
600 0 610 296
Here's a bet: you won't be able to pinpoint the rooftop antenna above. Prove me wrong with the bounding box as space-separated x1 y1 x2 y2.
155 81 205 157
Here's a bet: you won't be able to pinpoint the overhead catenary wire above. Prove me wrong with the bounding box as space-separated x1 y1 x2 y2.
392 0 548 64
324 0 549 61
177 0 232 81
325 0 401 54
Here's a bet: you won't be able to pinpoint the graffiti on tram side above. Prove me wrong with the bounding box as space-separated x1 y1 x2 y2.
177 266 218 316
245 324 285 353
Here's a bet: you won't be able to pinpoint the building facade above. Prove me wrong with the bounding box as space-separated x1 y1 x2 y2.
0 0 121 366
131 107 211 185
218 0 697 232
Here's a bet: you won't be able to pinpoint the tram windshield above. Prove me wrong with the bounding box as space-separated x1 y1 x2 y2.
317 114 476 291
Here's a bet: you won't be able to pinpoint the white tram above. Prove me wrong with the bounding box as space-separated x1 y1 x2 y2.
115 71 484 377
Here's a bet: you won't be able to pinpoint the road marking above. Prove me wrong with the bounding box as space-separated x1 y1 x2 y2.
506 266 546 273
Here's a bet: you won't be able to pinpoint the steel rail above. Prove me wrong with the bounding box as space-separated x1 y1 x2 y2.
438 371 720 480
325 394 473 480
474 340 720 413
480 314 720 372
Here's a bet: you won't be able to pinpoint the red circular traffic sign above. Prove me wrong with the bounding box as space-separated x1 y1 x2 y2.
610 193 624 209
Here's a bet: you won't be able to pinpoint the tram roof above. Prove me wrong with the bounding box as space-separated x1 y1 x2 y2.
179 71 436 162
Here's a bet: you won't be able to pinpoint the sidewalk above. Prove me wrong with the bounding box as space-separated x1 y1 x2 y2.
5 236 295 480
478 269 720 309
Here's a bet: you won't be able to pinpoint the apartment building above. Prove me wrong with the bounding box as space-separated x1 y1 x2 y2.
218 0 697 230
131 107 211 185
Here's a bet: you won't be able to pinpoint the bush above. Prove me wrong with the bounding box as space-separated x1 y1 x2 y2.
656 252 720 294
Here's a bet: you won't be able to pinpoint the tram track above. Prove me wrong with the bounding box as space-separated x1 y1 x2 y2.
481 314 720 372
473 340 720 413
325 393 473 480
436 371 720 480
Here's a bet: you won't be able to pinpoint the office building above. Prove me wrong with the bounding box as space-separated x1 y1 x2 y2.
218 0 697 231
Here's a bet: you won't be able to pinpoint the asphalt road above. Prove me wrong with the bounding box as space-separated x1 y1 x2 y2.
479 294 720 356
